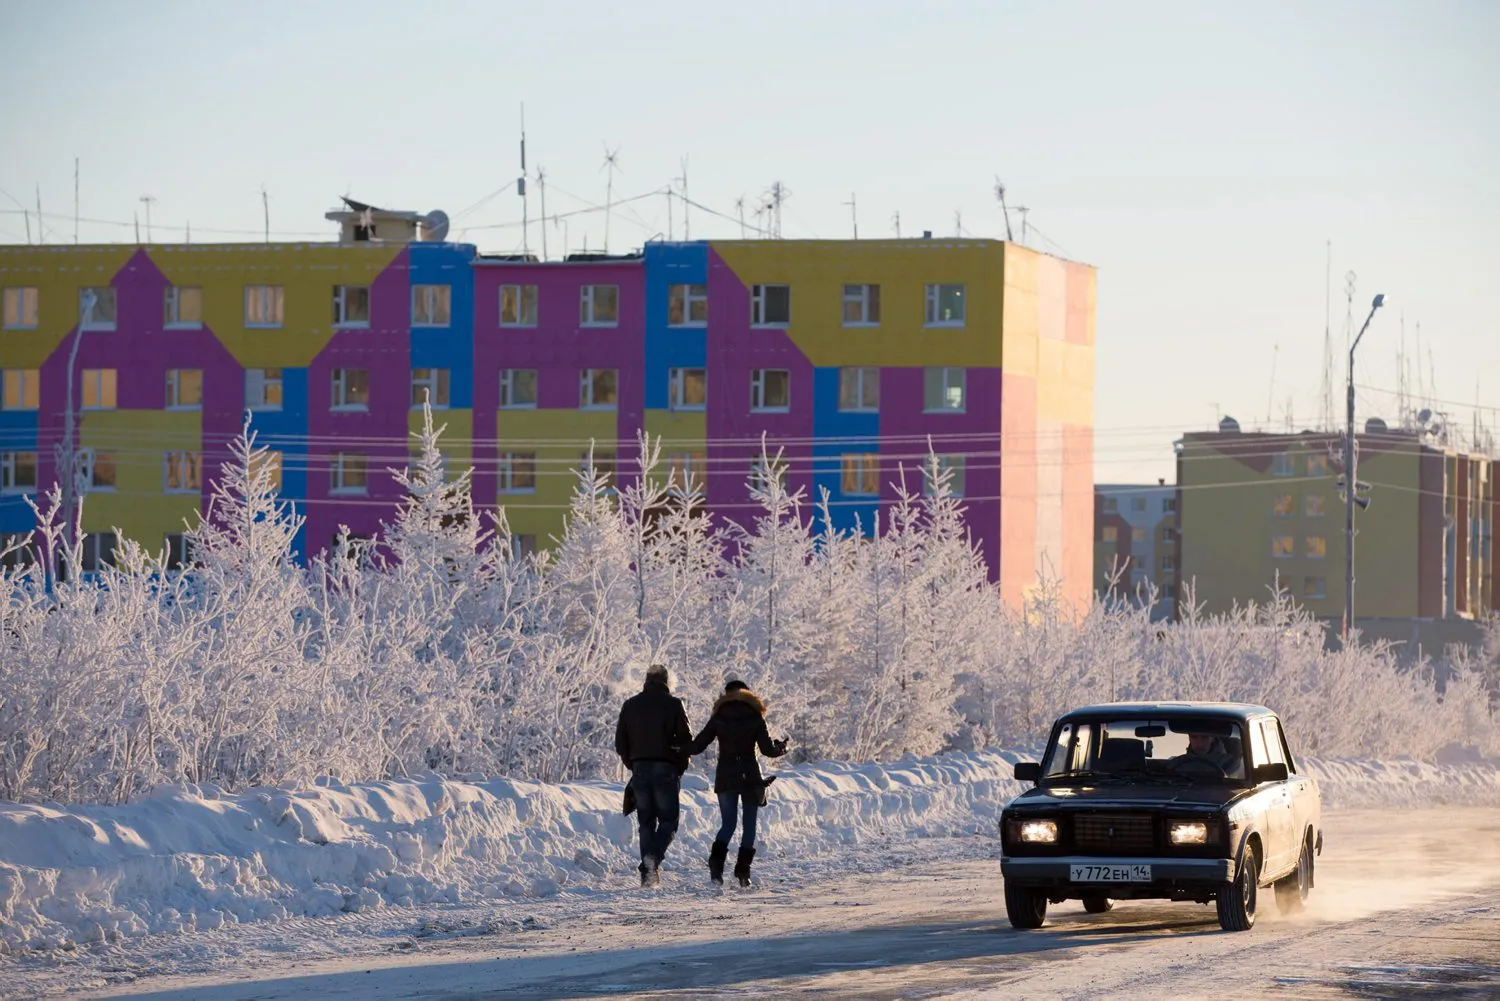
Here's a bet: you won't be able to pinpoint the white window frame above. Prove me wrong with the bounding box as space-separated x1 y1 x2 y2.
333 285 371 328
79 287 117 331
165 368 203 411
497 452 538 494
667 452 707 494
750 284 791 327
3 287 39 329
579 450 619 491
0 451 37 494
924 284 966 327
579 368 618 410
163 286 203 329
1272 535 1295 559
331 368 370 411
245 368 283 411
249 449 283 492
842 284 880 326
245 285 284 328
164 533 191 571
330 452 369 495
79 448 116 492
922 366 966 413
668 367 707 411
924 455 966 497
411 284 452 327
840 454 879 497
2 369 39 411
579 284 620 327
1303 576 1327 600
668 284 708 327
411 368 451 409
838 366 879 412
499 284 538 327
163 450 202 494
748 457 785 494
1271 453 1295 477
1305 493 1326 517
509 534 537 560
750 368 790 412
81 368 117 410
499 368 538 409
81 532 118 573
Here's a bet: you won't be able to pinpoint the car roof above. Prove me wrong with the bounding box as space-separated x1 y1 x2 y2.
1057 701 1274 722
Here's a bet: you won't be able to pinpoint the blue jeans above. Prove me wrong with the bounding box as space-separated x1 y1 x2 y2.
715 791 759 850
629 760 681 863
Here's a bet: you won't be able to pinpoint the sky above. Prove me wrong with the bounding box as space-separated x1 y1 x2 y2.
2 0 1496 484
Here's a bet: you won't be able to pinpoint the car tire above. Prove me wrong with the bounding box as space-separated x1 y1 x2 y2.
1217 847 1259 932
1004 881 1047 929
1275 838 1312 914
1082 895 1113 914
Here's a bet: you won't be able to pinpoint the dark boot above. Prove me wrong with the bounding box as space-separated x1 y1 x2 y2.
733 846 756 887
708 840 729 885
639 856 658 888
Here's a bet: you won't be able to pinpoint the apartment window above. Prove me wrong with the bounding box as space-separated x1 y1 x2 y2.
500 284 538 326
411 368 451 408
164 286 203 328
1271 453 1295 477
246 368 283 411
1307 454 1329 477
924 284 965 326
81 369 118 410
331 368 370 410
1305 536 1327 560
510 534 537 560
1272 493 1294 517
842 284 880 326
1303 576 1327 600
838 366 879 412
249 449 283 491
580 368 619 409
1272 535 1295 558
580 284 619 326
2 287 39 329
749 458 784 494
165 369 203 410
164 451 202 494
751 284 791 327
668 367 707 411
80 449 116 491
331 452 368 494
2 369 39 410
1103 497 1119 514
411 284 452 327
1132 526 1147 543
1132 497 1147 513
81 532 118 573
497 452 537 493
1163 497 1178 514
164 533 192 571
922 367 966 412
841 454 879 496
499 368 538 409
1305 494 1326 517
667 452 707 493
80 287 117 330
924 455 966 497
580 450 618 486
668 284 708 326
333 285 371 327
1161 554 1177 572
750 369 790 411
0 451 37 494
245 286 284 327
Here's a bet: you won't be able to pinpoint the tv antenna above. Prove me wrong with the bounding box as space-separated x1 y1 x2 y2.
735 196 747 238
993 177 1014 241
260 184 270 243
892 211 901 238
844 192 858 239
140 195 157 243
678 156 690 240
518 104 529 257
536 166 549 260
601 145 622 254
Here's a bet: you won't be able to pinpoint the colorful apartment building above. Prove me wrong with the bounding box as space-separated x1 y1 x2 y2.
1095 481 1178 619
1175 419 1497 620
0 222 1096 609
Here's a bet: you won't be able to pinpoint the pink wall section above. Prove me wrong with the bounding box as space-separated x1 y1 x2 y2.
1061 423 1095 605
999 372 1038 607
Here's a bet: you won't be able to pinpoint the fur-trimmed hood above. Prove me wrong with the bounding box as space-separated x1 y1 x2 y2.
713 688 766 716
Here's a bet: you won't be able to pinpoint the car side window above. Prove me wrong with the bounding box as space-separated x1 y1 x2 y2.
1272 719 1298 774
1043 723 1077 777
1249 718 1273 767
1256 719 1286 767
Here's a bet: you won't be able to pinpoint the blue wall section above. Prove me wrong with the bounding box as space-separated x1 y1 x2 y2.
812 366 880 536
0 410 39 534
244 367 310 558
408 243 477 409
643 242 709 410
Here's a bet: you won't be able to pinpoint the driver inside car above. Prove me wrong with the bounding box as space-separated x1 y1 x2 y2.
1173 730 1244 779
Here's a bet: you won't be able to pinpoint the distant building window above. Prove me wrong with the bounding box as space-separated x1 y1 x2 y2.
331 368 370 410
497 452 537 493
81 369 118 410
749 457 785 494
165 368 203 410
841 454 879 496
924 284 965 326
164 533 191 571
838 366 879 412
245 285 284 327
579 450 617 488
669 367 706 410
164 450 202 494
580 285 619 326
1103 497 1119 514
2 369 39 410
1305 494 1326 517
1303 576 1327 600
1132 497 1147 513
246 368 283 411
1271 453 1295 477
1161 554 1176 572
923 367 966 412
331 452 368 494
1272 535 1295 558
667 452 707 493
668 284 708 326
81 532 118 573
751 284 791 327
80 449 116 491
333 285 371 327
1305 536 1327 560
924 455 966 497
164 286 203 328
0 451 37 494
1132 526 1147 543
499 368 537 409
1163 497 1177 514
2 287 39 329
842 284 880 326
411 368 450 408
750 369 790 411
500 285 538 327
580 368 618 409
1307 453 1329 477
80 287 117 330
1102 525 1118 543
1272 493 1294 517
250 449 282 492
411 284 452 327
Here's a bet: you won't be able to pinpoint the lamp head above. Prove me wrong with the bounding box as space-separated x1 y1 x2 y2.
1372 293 1385 310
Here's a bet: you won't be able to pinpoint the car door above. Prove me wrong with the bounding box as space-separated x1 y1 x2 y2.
1273 717 1314 859
1251 717 1294 878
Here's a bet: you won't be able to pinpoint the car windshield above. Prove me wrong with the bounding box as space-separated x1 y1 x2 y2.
1041 717 1248 785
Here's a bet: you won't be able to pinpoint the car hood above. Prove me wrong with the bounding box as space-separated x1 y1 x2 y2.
1005 783 1251 811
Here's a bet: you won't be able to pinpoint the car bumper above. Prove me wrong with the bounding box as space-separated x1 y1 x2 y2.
1002 856 1235 887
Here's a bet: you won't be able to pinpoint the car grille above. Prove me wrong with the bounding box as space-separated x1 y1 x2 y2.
1073 813 1155 853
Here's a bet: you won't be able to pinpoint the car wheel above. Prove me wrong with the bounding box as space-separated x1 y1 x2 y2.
1082 895 1113 914
1275 838 1311 914
1004 881 1047 929
1217 846 1259 931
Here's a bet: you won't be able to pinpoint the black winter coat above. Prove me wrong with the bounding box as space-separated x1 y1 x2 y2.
615 680 692 772
689 689 787 794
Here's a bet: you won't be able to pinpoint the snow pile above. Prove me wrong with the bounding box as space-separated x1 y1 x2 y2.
1301 755 1500 810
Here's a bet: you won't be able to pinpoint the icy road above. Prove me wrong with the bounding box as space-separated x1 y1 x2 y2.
18 809 1500 1000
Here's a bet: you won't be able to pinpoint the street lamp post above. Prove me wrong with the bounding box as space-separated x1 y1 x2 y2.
57 289 96 555
1343 292 1385 643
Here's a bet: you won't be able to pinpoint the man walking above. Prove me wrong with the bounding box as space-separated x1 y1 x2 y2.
615 664 692 886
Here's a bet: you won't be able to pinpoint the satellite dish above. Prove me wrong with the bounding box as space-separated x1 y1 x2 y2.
1417 408 1433 424
1365 417 1388 434
1219 416 1241 434
421 210 450 242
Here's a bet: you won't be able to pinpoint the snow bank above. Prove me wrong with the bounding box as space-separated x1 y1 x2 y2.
1 750 1496 956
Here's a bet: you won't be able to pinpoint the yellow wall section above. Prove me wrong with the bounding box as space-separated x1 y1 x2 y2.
710 240 1006 368
0 247 138 367
495 409 618 544
77 409 201 545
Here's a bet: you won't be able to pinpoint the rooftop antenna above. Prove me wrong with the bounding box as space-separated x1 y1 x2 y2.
601 145 621 254
139 195 156 243
844 192 858 239
1266 342 1279 428
260 184 270 243
954 209 963 236
23 209 30 244
892 211 901 238
73 157 79 244
536 165 548 260
766 181 787 239
1319 240 1334 431
735 195 747 238
518 104 529 257
680 156 690 240
1397 310 1407 427
665 181 674 241
134 210 140 244
35 185 44 245
1013 205 1030 245
185 221 191 244
993 177 1014 241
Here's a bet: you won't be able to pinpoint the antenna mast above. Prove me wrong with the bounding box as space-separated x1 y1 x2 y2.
35 185 44 245
260 185 270 243
844 192 858 238
735 196 747 239
680 156 690 240
1319 241 1333 431
601 145 621 254
892 211 901 238
518 104 529 257
1266 342 1279 428
73 158 79 244
993 178 1014 241
140 195 156 243
537 166 548 261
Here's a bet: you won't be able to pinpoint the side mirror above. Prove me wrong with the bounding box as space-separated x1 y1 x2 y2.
1252 762 1289 784
1014 762 1041 782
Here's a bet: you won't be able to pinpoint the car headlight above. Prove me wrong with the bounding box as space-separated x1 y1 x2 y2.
1018 819 1059 844
1169 821 1210 845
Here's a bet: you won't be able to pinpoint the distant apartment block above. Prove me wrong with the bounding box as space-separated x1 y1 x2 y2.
1095 481 1178 619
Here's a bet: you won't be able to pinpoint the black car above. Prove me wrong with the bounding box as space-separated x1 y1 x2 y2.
999 701 1322 932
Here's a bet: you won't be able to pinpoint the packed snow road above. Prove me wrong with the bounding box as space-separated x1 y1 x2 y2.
22 808 1499 1000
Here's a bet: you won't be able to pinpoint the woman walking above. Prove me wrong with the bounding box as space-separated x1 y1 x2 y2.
689 679 788 886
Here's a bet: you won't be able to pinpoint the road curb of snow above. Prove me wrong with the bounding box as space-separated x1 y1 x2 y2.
1 750 1496 955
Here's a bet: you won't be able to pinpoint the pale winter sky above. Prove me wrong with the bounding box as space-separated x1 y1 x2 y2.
2 0 1496 484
